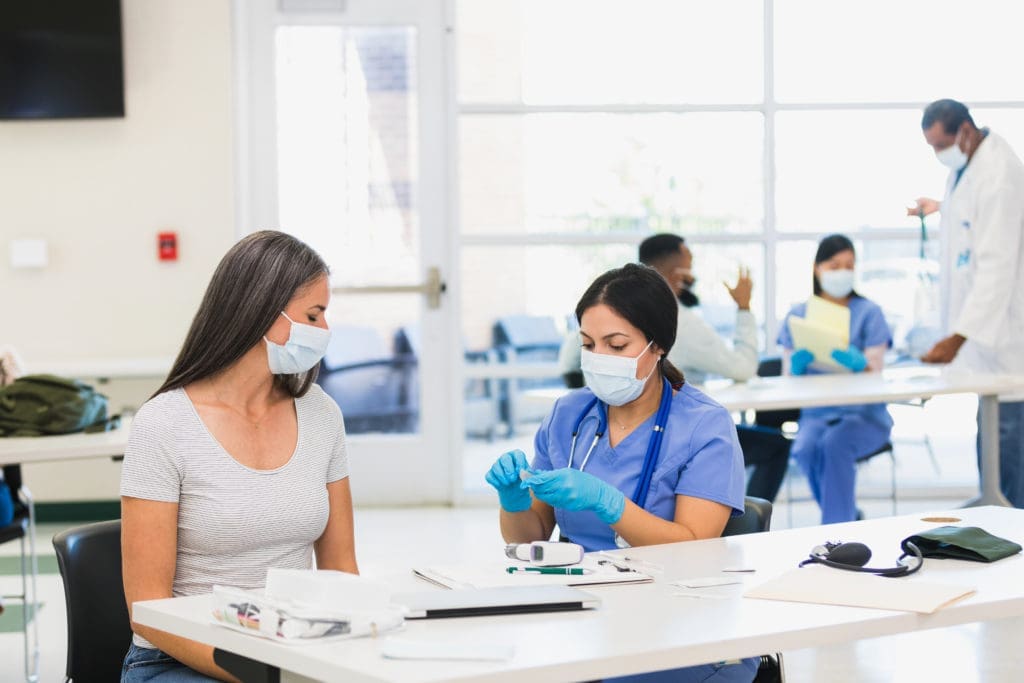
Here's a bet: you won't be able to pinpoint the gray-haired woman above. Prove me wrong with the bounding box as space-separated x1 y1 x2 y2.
120 231 357 681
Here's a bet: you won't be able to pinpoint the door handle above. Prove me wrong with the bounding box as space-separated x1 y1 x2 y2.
331 266 447 309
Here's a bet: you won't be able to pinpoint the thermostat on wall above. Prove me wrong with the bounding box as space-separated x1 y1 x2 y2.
9 239 48 269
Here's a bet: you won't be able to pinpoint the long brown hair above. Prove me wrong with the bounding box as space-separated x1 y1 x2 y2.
154 231 329 398
575 263 685 386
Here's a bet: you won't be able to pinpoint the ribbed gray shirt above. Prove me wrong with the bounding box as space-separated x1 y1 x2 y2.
120 385 348 648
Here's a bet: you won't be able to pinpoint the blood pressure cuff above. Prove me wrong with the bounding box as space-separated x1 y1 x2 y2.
902 526 1022 563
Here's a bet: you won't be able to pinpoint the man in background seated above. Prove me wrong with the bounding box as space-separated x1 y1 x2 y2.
559 234 790 502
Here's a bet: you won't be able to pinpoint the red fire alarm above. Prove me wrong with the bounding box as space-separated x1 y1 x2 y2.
158 231 178 261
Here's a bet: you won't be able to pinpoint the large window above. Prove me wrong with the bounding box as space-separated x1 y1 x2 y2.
457 0 1024 366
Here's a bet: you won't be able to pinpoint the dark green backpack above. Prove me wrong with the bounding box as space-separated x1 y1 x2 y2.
0 374 118 437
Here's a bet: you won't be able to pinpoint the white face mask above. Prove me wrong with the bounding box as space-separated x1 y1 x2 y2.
819 269 855 299
264 312 331 375
581 341 657 407
936 131 968 171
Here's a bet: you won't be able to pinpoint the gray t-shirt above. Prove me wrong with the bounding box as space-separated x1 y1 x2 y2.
120 384 348 647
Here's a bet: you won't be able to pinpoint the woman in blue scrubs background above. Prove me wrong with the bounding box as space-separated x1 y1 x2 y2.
486 263 755 683
777 234 893 525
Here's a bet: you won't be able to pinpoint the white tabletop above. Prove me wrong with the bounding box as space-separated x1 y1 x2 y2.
133 506 1024 683
0 418 131 467
706 366 1024 412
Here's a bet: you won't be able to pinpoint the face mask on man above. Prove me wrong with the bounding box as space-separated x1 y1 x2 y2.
265 312 331 374
936 129 968 171
819 269 855 299
581 341 657 406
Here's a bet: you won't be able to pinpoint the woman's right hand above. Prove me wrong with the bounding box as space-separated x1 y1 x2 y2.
485 449 533 512
790 348 814 376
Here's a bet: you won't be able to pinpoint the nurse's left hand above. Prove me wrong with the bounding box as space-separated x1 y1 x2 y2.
831 346 867 372
521 468 625 525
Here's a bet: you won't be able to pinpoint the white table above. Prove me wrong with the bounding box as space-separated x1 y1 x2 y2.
523 367 1024 507
133 506 1024 683
0 419 131 467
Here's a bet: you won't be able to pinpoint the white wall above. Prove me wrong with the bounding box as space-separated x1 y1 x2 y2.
1 0 237 502
1 0 236 364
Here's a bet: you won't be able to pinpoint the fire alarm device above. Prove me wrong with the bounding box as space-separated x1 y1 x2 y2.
158 232 178 261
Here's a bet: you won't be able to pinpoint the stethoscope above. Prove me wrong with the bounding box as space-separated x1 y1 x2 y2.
567 376 674 511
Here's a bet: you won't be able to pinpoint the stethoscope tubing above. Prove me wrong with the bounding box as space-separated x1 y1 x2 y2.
567 377 673 509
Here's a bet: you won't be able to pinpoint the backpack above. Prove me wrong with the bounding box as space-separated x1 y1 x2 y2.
0 374 119 437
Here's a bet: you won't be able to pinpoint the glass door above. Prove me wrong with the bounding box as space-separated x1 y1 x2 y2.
238 0 455 503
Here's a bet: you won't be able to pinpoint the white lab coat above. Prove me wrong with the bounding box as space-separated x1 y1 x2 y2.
939 131 1024 400
558 304 759 385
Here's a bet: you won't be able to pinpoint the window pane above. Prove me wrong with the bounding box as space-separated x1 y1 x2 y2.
775 110 948 233
460 244 634 349
276 26 420 286
775 0 1024 103
774 240 940 356
460 113 763 235
686 242 766 350
458 0 763 104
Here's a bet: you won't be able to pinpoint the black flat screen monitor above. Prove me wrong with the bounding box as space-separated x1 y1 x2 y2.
0 0 125 119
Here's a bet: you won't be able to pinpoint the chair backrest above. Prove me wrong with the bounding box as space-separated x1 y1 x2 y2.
754 357 800 428
52 519 132 682
721 496 773 536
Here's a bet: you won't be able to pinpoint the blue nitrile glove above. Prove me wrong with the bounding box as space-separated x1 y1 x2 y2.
522 468 626 525
831 346 867 372
485 449 533 512
790 348 814 376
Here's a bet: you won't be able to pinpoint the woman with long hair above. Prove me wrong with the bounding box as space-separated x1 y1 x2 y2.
486 263 754 683
120 231 357 681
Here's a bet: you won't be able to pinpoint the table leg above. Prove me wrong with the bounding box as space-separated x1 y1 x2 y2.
964 394 1012 507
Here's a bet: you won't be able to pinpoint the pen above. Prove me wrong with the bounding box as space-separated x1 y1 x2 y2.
505 566 591 575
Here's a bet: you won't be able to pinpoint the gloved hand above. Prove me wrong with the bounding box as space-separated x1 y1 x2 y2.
831 346 867 372
484 449 533 512
790 348 815 376
521 468 626 525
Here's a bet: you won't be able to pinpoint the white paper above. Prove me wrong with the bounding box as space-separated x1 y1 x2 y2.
670 576 743 588
413 557 652 590
744 567 975 614
381 637 514 661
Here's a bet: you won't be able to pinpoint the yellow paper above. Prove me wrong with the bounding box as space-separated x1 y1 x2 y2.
805 295 851 335
788 316 848 370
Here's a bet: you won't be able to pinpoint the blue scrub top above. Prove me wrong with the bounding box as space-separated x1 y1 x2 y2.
777 295 894 426
531 383 746 552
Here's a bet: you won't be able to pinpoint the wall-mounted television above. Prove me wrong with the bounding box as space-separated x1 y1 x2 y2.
0 0 125 120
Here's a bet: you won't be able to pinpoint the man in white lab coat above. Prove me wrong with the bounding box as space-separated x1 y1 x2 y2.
910 98 1024 508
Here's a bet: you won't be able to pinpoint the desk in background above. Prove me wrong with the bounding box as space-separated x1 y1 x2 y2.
522 367 1024 507
133 506 1024 682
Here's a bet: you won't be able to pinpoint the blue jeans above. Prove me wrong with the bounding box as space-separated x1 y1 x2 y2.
976 400 1024 508
121 643 217 682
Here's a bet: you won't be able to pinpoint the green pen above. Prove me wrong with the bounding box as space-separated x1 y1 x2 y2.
505 566 591 575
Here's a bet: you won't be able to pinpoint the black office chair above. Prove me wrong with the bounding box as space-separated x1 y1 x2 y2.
0 464 39 682
53 519 132 683
720 496 784 683
721 495 773 536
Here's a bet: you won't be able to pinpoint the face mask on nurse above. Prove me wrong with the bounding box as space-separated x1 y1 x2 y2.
819 269 855 299
581 340 657 406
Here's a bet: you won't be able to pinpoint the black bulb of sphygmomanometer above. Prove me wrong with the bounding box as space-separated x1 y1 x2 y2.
829 542 872 567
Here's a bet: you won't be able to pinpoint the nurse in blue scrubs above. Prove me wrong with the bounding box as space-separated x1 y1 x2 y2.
486 263 756 683
777 234 893 525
